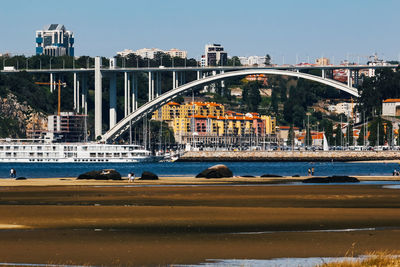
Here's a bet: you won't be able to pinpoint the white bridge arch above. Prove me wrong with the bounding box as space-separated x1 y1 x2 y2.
102 69 359 142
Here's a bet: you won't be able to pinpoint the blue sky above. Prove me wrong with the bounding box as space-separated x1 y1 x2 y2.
1 0 399 64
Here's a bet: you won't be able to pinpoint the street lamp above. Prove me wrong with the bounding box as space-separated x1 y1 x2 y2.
73 58 75 69
62 59 65 69
86 58 89 68
50 57 53 70
39 59 42 70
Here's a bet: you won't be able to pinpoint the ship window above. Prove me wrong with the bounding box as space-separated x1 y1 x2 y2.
90 153 96 157
121 153 127 157
98 153 104 157
113 153 119 157
6 146 10 150
0 147 3 150
6 152 11 157
106 153 112 157
38 153 43 157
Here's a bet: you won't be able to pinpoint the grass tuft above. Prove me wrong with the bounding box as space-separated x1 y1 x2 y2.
319 251 400 267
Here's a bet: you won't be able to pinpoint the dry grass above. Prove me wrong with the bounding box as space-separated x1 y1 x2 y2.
319 251 400 267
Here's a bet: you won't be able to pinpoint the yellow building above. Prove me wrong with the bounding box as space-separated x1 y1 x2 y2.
153 101 276 139
152 102 181 121
261 115 276 134
153 101 224 121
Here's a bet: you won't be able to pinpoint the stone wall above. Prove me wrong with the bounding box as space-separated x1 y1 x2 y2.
179 151 400 162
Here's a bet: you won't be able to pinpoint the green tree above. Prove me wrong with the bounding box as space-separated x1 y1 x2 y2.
264 54 271 65
227 56 242 66
346 121 354 146
320 118 334 145
357 125 366 146
368 117 385 146
243 81 261 112
271 89 279 114
334 125 343 147
305 125 312 147
287 125 295 147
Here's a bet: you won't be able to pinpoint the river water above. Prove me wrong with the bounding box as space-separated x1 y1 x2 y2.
0 161 398 178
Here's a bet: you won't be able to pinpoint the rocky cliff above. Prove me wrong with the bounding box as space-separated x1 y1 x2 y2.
0 93 47 138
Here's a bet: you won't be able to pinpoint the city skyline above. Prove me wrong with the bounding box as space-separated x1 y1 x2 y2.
1 0 400 64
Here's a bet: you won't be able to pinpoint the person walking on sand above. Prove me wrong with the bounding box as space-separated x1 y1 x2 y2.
308 168 311 176
10 168 16 178
128 172 136 183
311 167 315 176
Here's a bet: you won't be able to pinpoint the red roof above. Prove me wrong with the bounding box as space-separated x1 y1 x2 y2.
167 102 180 106
383 99 400 103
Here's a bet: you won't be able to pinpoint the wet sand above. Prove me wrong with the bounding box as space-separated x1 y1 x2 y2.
1 178 400 265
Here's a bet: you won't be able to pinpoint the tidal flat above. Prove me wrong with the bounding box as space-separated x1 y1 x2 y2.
0 179 400 265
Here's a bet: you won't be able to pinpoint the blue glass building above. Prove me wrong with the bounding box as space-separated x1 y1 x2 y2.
35 24 74 56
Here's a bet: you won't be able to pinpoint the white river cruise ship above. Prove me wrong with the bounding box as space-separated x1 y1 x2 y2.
0 140 157 163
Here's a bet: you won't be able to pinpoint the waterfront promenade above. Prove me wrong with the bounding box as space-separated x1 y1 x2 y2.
179 150 400 162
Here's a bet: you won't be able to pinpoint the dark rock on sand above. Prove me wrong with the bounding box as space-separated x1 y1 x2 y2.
302 175 359 183
139 171 159 180
196 164 233 179
260 174 283 178
15 177 27 180
241 175 255 178
77 169 122 180
292 175 300 177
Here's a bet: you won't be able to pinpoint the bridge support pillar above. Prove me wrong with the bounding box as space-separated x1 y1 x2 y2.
220 70 225 94
128 73 131 114
73 72 80 113
132 73 138 111
156 72 161 97
354 70 359 88
109 72 117 129
50 73 54 92
172 71 176 89
124 72 130 117
347 69 352 87
148 71 152 101
94 57 103 139
151 71 155 100
81 74 87 115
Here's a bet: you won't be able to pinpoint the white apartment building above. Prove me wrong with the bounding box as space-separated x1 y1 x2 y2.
166 48 187 59
204 44 227 66
134 48 163 59
382 99 400 116
239 56 266 66
116 49 135 57
117 48 187 59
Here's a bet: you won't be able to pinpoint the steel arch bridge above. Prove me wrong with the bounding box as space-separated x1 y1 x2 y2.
102 69 359 142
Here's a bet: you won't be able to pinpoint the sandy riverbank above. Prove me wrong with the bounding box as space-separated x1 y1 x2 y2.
1 178 400 265
1 175 400 186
